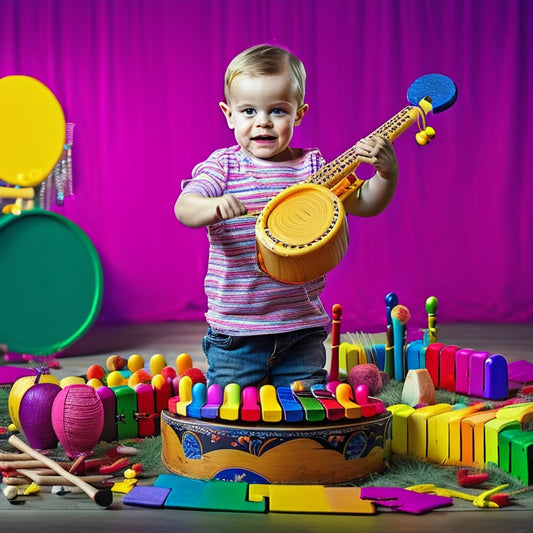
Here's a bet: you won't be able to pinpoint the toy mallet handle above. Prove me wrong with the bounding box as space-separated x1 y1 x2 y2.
8 435 113 508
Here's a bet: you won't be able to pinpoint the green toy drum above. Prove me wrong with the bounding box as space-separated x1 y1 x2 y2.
0 209 103 356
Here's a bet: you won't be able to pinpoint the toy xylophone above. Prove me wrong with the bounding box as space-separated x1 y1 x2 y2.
167 380 385 424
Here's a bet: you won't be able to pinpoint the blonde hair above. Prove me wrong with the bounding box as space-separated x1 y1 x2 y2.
223 44 307 107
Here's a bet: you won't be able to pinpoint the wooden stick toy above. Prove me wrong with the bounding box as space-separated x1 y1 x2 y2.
8 435 113 508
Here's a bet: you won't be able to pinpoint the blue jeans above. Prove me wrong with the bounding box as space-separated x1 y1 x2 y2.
202 326 328 388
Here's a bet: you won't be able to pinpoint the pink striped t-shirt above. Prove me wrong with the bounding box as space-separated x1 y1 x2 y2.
181 145 332 336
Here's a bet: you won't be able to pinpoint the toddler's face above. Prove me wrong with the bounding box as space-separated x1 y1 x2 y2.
220 68 307 161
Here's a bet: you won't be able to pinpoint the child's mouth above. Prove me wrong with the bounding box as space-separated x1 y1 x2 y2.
252 135 277 141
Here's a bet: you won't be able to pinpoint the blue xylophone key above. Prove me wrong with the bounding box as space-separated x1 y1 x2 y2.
187 382 207 419
276 387 304 422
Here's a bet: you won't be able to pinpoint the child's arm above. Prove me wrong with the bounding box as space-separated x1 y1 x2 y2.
174 192 247 228
343 136 398 217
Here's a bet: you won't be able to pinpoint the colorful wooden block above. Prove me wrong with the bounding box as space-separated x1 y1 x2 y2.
460 409 498 467
484 354 508 400
96 385 117 442
468 351 490 397
425 343 445 389
406 339 425 372
510 431 533 485
455 348 474 395
427 404 485 465
407 403 452 458
439 345 459 391
484 417 520 466
387 404 415 455
135 383 156 437
113 385 138 439
498 428 524 473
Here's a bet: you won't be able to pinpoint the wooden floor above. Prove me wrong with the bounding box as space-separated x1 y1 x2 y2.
1 320 533 532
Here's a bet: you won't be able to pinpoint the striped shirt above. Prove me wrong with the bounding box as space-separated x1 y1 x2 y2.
181 145 331 335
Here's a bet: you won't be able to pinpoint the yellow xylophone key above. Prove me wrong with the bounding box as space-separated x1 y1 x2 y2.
219 383 241 421
259 385 282 422
175 376 193 416
334 383 362 419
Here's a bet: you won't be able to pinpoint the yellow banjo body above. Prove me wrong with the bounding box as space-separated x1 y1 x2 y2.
256 104 430 283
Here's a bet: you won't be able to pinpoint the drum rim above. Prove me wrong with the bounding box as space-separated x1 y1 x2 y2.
0 209 103 355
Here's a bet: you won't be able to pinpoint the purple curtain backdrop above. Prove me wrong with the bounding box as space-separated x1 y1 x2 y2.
1 0 532 336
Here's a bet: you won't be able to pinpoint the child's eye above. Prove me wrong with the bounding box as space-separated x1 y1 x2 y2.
242 108 256 116
271 108 286 116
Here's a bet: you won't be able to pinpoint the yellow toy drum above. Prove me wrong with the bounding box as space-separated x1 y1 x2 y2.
255 183 349 283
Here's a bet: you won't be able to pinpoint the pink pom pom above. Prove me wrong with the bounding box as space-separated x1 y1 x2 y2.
348 364 383 396
52 384 104 459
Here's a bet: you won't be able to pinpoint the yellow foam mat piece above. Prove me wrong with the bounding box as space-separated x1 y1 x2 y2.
248 484 375 514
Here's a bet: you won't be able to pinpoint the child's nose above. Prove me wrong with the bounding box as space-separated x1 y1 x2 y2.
256 112 272 127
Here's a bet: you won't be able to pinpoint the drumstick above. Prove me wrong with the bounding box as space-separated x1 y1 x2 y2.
8 435 113 508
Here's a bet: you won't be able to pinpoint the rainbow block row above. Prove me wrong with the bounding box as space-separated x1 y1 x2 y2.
167 380 386 423
388 401 533 484
341 341 509 400
406 341 509 400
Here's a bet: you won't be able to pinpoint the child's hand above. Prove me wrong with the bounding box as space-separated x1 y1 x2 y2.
356 136 398 181
214 194 248 222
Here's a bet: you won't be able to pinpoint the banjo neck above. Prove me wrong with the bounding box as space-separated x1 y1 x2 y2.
305 101 431 199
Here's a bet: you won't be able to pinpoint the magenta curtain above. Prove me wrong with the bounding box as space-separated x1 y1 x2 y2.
1 0 532 335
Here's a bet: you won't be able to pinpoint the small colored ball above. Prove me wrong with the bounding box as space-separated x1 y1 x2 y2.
86 378 104 390
3 486 18 500
128 369 152 388
106 371 126 387
151 374 168 391
161 366 177 380
149 354 166 376
176 353 193 374
87 364 106 381
349 364 383 396
106 355 127 371
181 367 207 385
128 354 144 373
60 376 86 388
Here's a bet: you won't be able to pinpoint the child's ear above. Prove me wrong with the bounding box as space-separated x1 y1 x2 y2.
294 104 309 126
219 102 235 129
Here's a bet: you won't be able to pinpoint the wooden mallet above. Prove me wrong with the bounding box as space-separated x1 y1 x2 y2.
8 435 113 508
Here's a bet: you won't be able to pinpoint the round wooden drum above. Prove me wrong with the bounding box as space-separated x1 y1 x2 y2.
255 183 348 283
161 410 392 484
